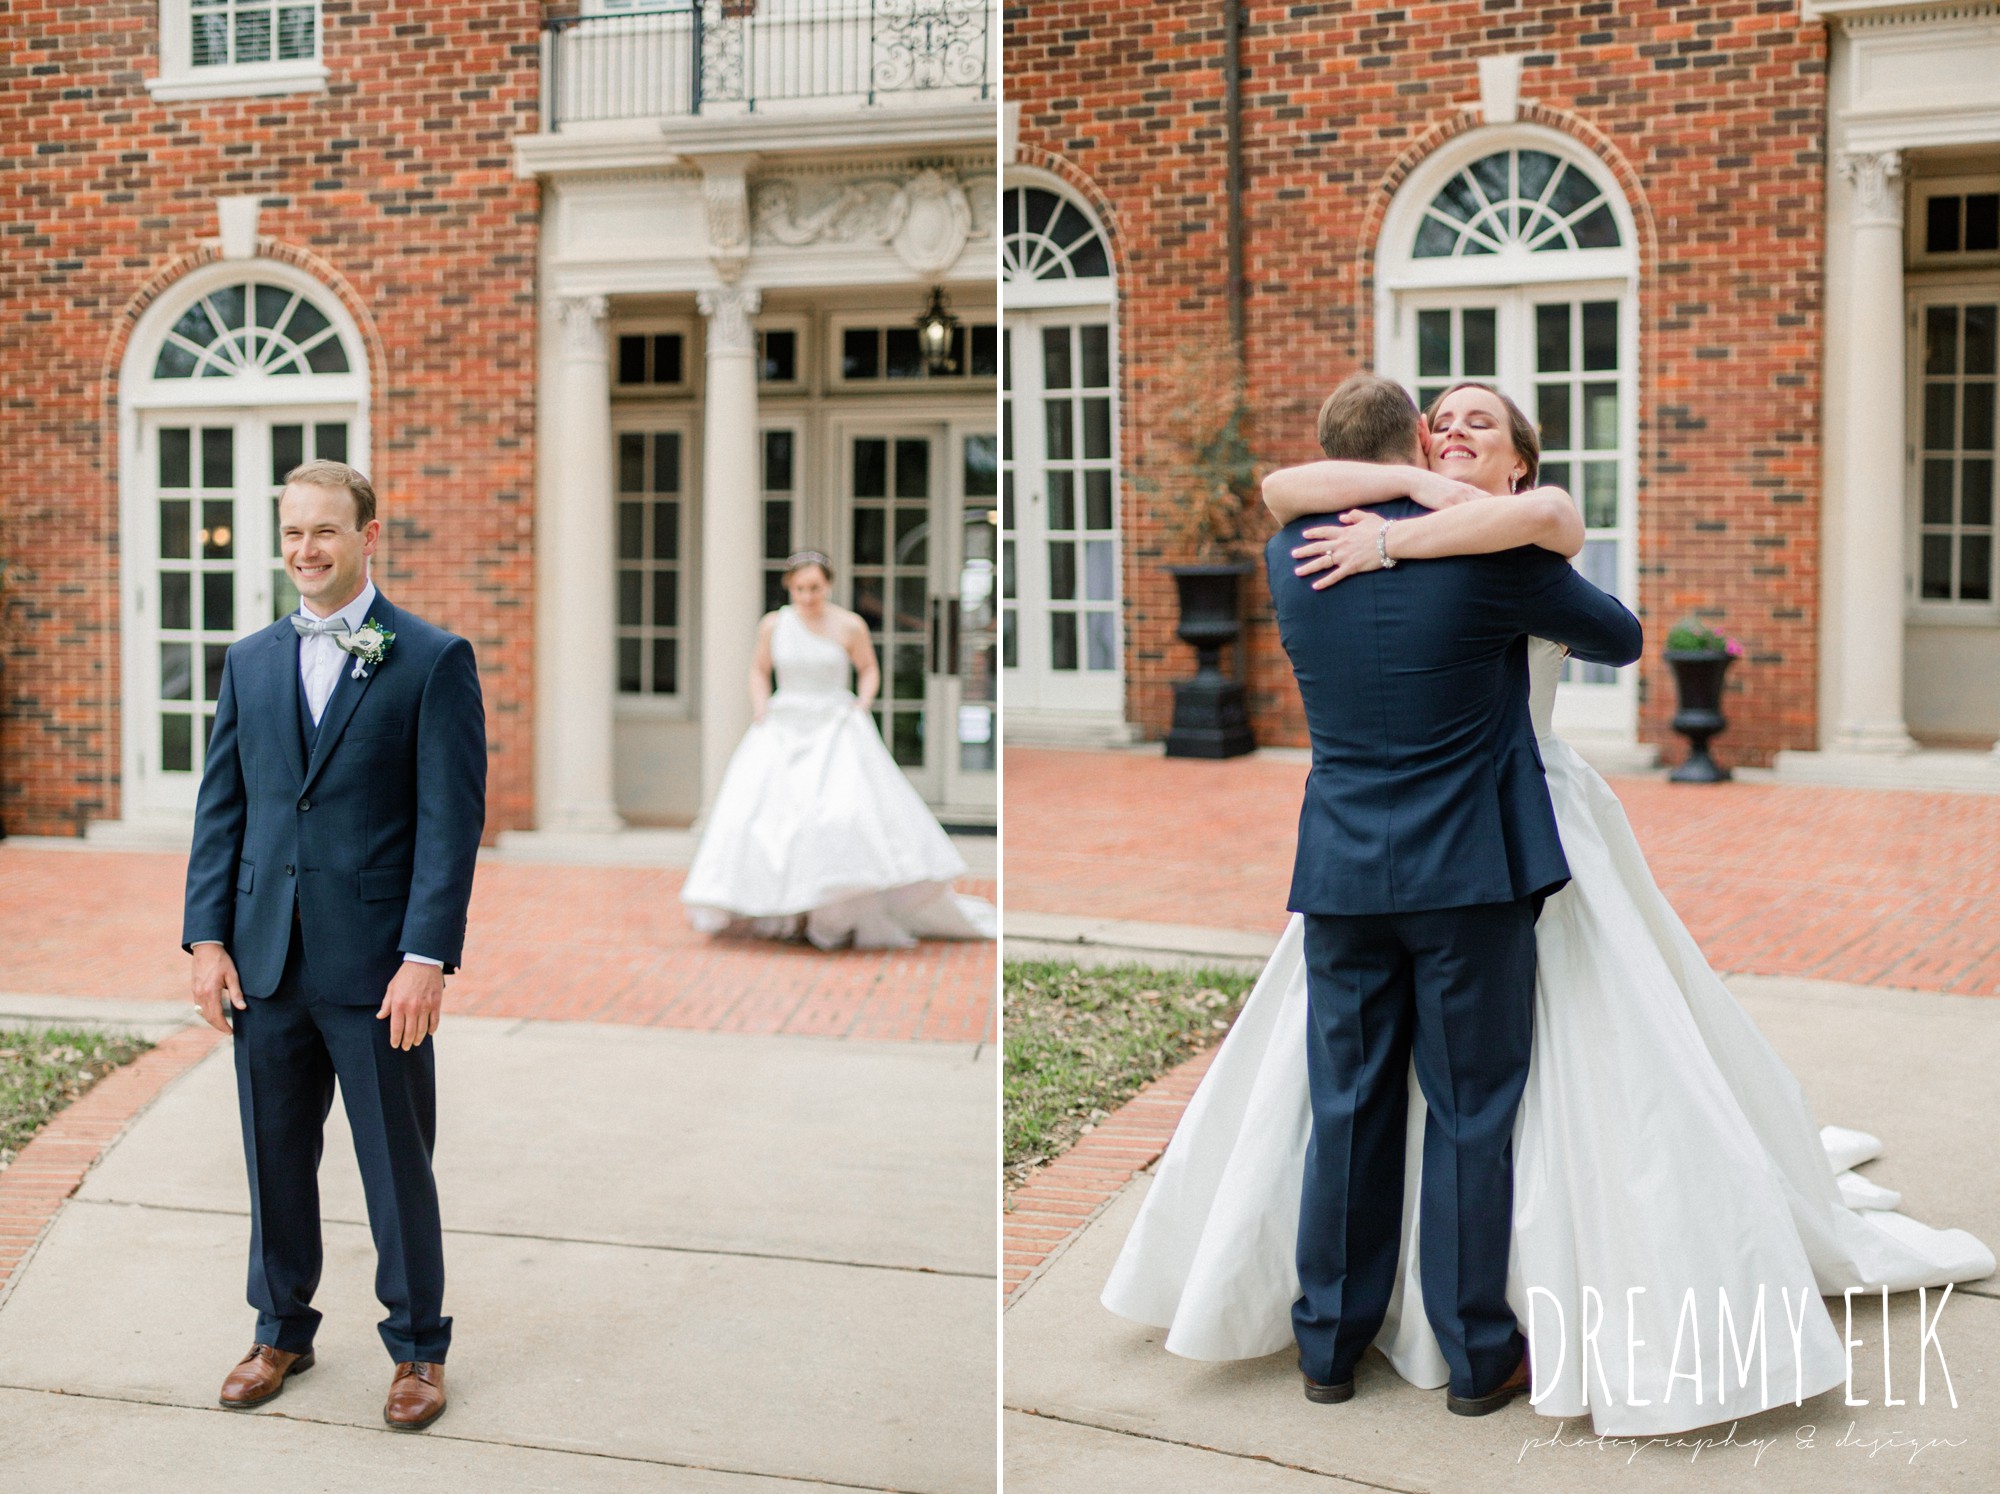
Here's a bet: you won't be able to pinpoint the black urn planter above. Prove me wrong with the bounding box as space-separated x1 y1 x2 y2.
1665 650 1734 783
1163 563 1257 759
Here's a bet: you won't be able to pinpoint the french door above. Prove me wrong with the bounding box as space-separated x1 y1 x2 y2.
1387 285 1638 738
1001 310 1124 715
127 409 352 814
838 419 997 818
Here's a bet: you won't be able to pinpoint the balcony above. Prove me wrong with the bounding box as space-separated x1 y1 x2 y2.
539 1 993 131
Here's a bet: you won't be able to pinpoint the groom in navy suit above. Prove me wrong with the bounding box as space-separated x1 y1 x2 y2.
1264 376 1641 1414
183 459 484 1431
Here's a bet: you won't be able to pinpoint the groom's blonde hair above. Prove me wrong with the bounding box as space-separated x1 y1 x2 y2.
1316 375 1423 465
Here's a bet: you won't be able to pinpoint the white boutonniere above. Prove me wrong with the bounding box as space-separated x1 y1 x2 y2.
338 617 396 679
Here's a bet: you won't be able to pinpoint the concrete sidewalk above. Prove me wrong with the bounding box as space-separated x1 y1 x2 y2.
0 995 996 1492
1004 974 2000 1492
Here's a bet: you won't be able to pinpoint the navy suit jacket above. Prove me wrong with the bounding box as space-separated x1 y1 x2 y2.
181 593 487 1004
1268 499 1642 916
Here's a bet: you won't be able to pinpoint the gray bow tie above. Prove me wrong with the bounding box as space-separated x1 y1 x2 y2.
292 614 353 641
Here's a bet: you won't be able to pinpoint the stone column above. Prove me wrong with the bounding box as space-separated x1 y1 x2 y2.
545 294 625 831
697 283 764 812
1832 151 1916 754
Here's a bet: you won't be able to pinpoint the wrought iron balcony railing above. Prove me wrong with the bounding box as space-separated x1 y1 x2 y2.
540 1 992 129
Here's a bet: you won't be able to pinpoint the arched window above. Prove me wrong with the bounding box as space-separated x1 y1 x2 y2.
120 263 368 815
1001 177 1123 724
1377 130 1640 746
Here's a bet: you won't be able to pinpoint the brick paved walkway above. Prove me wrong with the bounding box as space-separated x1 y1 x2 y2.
1005 748 2000 998
0 848 995 1042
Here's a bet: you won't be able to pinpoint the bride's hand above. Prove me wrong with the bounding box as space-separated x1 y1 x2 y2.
1292 511 1388 589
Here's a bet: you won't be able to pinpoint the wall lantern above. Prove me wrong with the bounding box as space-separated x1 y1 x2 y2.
916 286 960 376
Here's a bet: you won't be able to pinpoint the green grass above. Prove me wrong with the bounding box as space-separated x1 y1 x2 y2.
0 1028 155 1169
1004 960 1255 1199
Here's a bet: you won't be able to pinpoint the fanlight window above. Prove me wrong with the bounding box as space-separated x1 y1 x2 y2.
1413 149 1621 259
1003 187 1111 281
153 282 351 380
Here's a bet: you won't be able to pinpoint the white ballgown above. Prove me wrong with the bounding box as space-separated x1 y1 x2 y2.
680 606 996 950
1101 640 1993 1436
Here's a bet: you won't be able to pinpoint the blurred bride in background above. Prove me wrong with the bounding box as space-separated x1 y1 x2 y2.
681 551 996 950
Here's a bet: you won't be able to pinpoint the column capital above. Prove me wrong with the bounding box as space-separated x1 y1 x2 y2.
552 294 610 361
698 285 763 357
1840 150 1903 229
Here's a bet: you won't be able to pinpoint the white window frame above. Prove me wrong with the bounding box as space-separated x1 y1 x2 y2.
1905 276 2000 626
1907 173 2000 274
148 0 328 103
611 411 700 720
825 309 1000 392
755 314 812 395
758 415 810 615
610 316 699 398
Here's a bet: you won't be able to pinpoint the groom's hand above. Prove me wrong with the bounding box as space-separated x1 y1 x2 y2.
191 944 247 1034
378 961 445 1050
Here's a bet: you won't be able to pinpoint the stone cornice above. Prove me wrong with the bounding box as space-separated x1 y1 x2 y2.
1804 0 1999 27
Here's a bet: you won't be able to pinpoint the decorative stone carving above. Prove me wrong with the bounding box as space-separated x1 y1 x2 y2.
1841 150 1903 228
553 295 609 362
698 155 756 282
891 169 974 276
698 285 763 357
750 167 983 274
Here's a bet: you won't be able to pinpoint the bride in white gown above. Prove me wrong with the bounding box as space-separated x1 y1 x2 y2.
680 552 995 950
1100 385 1993 1437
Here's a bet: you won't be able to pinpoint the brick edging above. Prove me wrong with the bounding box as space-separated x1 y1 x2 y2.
1003 1045 1218 1303
0 1024 223 1301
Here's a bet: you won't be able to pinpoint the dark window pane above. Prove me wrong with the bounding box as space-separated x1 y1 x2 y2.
893 641 925 700
653 432 680 493
272 424 303 485
1002 609 1017 668
255 285 292 330
1962 535 1993 601
764 572 787 612
1968 194 1999 254
843 328 878 380
1536 304 1571 374
160 500 191 560
852 438 887 498
1417 309 1451 378
160 428 192 489
160 570 192 630
1048 471 1075 531
236 9 273 62
1541 461 1571 494
1413 215 1457 258
1082 397 1112 460
304 336 348 374
890 709 923 767
1965 382 1995 451
971 323 998 378
1582 301 1618 371
618 336 646 385
161 643 193 701
650 499 678 562
278 4 315 59
1050 610 1078 670
1470 152 1509 204
764 430 794 491
1546 163 1597 219
1002 469 1014 529
1537 384 1571 452
1928 194 1962 255
654 571 678 628
653 334 682 384
162 713 193 773
1926 306 1959 378
1966 305 1996 377
852 574 883 632
155 341 196 379
1069 237 1110 278
894 507 928 567
763 498 792 560
760 329 796 383
1085 469 1113 530
1041 326 1072 389
1079 324 1110 388
1517 149 1558 202
1924 460 1956 525
618 502 643 560
1926 382 1958 450
1582 462 1618 529
1462 308 1496 378
1049 541 1077 600
203 571 234 631
209 285 245 330
1921 533 1953 598
204 643 228 702
894 438 929 498
1002 539 1015 600
202 427 233 488
315 423 346 464
202 500 234 559
617 570 642 627
618 433 645 494
1573 204 1621 249
964 434 997 498
652 638 678 694
853 507 886 566
1044 399 1073 461
885 327 922 379
617 637 642 693
1965 459 1994 527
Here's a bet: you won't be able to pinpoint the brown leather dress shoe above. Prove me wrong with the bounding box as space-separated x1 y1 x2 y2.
1446 1351 1530 1417
218 1343 314 1409
384 1361 447 1431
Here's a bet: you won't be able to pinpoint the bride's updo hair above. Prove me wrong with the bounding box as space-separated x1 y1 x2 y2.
782 550 835 584
1423 381 1541 491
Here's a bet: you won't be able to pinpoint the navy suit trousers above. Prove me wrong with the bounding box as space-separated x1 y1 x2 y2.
233 923 451 1363
1293 900 1537 1398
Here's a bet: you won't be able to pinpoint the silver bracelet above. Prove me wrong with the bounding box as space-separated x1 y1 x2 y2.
1376 518 1398 569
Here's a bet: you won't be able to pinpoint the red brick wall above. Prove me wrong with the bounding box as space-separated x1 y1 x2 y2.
1008 1 1828 765
0 3 541 836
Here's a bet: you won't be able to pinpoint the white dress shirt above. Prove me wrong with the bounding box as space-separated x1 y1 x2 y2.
193 579 441 970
